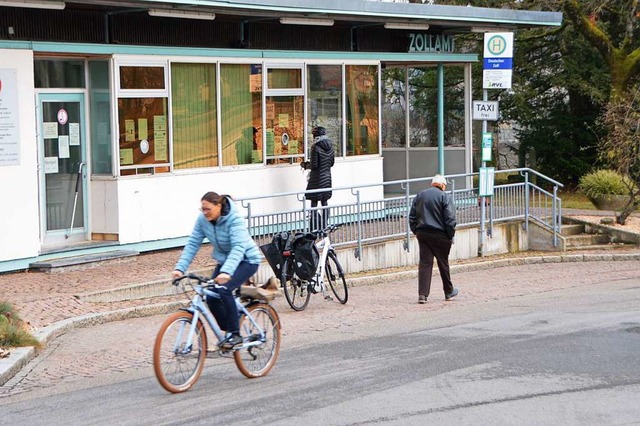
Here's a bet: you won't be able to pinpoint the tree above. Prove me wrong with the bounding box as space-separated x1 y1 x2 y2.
598 86 640 224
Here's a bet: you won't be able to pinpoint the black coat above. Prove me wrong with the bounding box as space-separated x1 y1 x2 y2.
304 136 335 202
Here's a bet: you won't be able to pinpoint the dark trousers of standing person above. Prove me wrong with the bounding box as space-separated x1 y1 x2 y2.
310 199 329 231
207 261 259 333
416 230 454 297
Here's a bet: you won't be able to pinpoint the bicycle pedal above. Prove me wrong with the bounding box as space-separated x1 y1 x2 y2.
324 295 333 301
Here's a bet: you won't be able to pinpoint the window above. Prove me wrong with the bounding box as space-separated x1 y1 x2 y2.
381 67 407 148
346 65 379 156
117 64 169 175
34 59 85 88
220 64 263 166
409 66 465 148
120 66 165 90
308 65 343 156
89 61 113 174
171 63 218 169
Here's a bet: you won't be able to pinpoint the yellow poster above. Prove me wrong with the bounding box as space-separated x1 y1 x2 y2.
138 118 148 140
155 131 167 161
125 119 136 142
120 148 133 165
278 114 289 128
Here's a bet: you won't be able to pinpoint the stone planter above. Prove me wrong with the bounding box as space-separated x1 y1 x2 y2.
588 194 631 211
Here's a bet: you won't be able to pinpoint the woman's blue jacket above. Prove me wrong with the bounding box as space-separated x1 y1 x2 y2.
174 197 262 276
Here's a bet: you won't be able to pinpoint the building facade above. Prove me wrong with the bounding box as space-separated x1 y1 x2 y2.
0 0 561 271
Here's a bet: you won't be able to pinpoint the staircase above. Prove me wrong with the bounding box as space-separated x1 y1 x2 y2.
561 218 639 250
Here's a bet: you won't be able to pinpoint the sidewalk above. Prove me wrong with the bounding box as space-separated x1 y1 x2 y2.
1 209 639 386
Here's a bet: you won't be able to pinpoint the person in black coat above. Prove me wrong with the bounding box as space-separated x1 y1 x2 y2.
301 126 335 231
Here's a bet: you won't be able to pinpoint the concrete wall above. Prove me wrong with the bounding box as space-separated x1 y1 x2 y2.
254 221 527 282
0 49 40 262
115 156 383 244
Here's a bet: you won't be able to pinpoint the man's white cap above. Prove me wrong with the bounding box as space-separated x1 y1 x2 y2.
432 174 447 186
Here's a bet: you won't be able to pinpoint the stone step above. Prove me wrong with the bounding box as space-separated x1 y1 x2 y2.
566 242 637 251
561 223 585 236
564 234 611 247
29 249 139 273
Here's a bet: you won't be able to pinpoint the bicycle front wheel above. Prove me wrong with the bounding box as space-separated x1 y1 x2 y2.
281 257 311 311
234 303 281 378
326 250 348 304
153 311 208 393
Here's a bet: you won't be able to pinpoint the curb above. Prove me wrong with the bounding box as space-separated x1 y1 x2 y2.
3 251 640 386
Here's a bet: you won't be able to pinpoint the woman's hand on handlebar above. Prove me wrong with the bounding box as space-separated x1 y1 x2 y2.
171 270 184 280
215 272 231 285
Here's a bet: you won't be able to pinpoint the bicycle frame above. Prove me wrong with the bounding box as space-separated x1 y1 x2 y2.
177 284 267 352
311 233 332 294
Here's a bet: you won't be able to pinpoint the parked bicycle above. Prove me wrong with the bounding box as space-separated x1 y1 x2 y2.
153 273 281 393
280 224 348 311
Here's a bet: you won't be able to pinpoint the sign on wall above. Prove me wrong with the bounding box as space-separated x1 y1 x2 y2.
0 69 20 166
482 32 513 90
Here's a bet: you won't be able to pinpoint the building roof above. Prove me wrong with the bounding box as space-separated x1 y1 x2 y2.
74 0 563 32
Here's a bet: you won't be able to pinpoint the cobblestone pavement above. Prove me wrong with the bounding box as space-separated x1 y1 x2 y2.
2 258 640 399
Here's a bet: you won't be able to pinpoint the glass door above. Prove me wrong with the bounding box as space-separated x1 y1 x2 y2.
38 93 88 247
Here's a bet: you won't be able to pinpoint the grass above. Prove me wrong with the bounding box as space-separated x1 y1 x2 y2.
0 301 41 349
558 190 596 210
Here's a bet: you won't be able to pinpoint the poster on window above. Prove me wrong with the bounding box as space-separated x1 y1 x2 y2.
153 115 167 161
250 64 262 93
0 69 20 166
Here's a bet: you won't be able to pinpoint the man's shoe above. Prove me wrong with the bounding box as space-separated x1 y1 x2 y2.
445 288 459 300
418 295 427 304
220 333 243 349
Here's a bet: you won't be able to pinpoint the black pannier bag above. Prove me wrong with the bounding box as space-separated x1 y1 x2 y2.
260 232 290 277
291 232 319 281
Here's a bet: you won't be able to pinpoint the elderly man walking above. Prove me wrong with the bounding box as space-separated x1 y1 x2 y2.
409 174 459 304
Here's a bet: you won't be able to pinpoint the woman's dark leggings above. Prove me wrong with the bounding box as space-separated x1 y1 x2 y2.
310 199 329 230
207 261 259 334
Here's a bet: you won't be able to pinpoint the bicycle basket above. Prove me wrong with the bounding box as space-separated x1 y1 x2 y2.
291 232 319 281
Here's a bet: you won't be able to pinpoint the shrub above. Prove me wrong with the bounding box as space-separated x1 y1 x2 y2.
578 170 630 198
0 301 40 349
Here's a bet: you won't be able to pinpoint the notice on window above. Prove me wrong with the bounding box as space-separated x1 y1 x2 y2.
278 114 289 128
58 135 70 159
153 115 167 161
120 148 133 165
44 156 58 174
250 64 262 93
266 129 274 156
138 118 148 140
125 119 136 142
288 139 298 153
69 123 80 146
0 69 20 166
266 103 275 120
43 122 58 139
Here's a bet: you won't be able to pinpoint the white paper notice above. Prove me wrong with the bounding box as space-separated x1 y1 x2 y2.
138 118 148 140
44 156 59 174
43 122 58 139
58 135 70 159
69 123 80 146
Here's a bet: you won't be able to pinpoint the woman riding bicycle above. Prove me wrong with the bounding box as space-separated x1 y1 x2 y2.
172 191 262 348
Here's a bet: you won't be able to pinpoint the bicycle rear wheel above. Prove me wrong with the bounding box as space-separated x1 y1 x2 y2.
234 303 281 378
281 257 311 311
326 250 348 304
153 311 208 393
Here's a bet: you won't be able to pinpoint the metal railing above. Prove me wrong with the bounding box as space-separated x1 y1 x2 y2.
237 168 563 259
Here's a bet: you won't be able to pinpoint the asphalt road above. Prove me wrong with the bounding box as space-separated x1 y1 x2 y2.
1 261 639 425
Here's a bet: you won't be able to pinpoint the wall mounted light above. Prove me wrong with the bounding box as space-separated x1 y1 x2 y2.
470 27 506 33
0 0 65 10
279 17 334 27
384 22 430 31
148 9 216 21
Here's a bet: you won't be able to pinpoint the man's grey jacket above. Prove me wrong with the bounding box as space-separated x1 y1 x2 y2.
409 186 457 240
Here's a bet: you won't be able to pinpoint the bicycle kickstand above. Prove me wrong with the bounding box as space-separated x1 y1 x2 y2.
322 286 333 301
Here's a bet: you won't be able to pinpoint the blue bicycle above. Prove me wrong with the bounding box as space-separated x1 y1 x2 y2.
153 273 281 393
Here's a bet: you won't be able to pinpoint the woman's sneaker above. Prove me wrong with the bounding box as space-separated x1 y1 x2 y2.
418 295 427 304
220 332 243 349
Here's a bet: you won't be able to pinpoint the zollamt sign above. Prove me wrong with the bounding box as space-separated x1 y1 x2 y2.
408 34 455 53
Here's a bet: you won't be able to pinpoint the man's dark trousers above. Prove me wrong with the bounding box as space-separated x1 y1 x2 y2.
416 230 454 297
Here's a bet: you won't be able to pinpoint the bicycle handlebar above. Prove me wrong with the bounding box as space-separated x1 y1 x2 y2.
312 223 342 237
171 273 213 287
